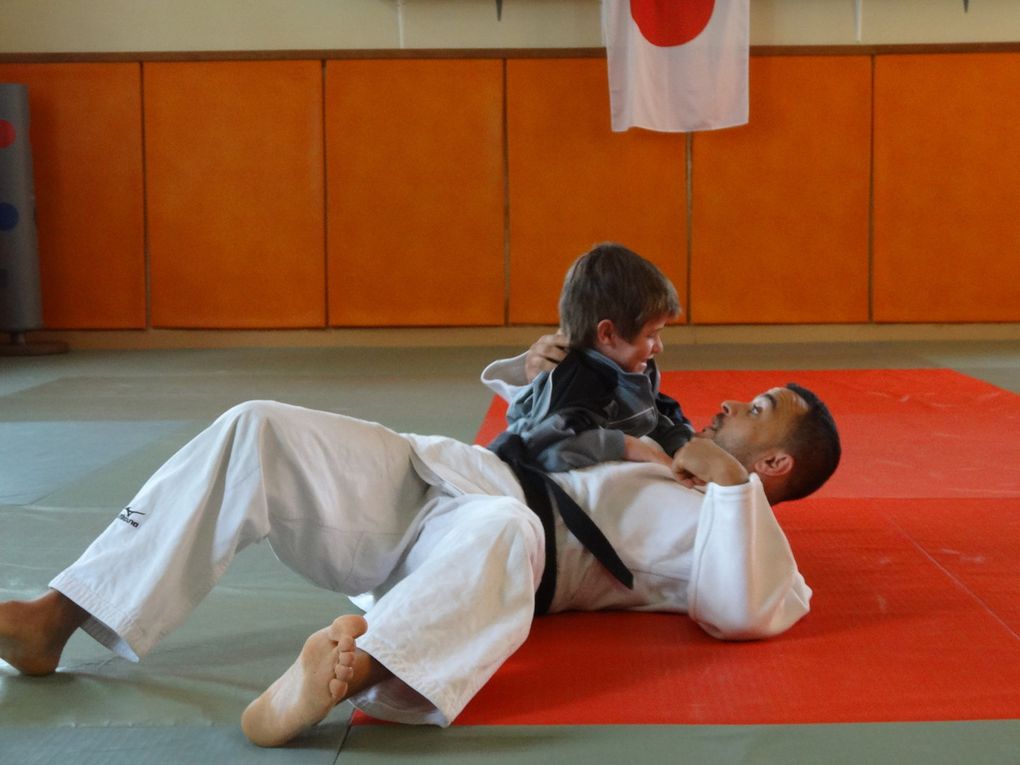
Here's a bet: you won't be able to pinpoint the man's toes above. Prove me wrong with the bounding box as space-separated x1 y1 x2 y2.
328 614 367 641
328 677 348 702
334 661 353 681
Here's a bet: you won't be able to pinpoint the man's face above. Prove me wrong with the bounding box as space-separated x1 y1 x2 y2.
698 387 809 468
597 315 668 374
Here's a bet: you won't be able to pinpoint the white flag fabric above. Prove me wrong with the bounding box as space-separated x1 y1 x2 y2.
604 0 750 133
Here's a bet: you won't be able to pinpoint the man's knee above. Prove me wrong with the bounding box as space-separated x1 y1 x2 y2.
463 499 544 571
218 400 292 429
474 498 539 531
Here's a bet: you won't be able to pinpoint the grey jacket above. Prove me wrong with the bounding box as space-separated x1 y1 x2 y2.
495 348 694 472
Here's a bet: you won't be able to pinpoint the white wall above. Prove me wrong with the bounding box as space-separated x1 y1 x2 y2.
1 0 1019 54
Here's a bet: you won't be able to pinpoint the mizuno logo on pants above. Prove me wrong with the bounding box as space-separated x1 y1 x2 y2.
117 506 146 528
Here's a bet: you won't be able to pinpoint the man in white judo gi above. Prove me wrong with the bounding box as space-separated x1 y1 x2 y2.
0 337 840 748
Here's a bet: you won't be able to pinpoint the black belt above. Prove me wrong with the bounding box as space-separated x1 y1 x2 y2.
489 432 634 615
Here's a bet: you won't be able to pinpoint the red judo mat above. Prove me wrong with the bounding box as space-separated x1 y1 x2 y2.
357 369 1020 725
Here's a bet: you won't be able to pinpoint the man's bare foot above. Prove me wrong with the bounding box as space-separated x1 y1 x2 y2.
0 591 88 676
241 614 372 748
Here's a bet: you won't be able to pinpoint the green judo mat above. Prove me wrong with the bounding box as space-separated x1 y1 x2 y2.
2 344 1020 763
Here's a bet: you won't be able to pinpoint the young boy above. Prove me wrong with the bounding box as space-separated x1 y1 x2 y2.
487 243 695 613
490 242 694 472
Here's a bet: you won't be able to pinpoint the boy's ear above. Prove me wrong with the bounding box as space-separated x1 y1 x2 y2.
752 451 794 478
595 319 617 347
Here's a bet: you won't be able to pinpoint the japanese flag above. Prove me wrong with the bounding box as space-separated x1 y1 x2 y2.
603 0 749 133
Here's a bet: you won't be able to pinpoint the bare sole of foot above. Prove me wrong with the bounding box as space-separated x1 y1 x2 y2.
241 614 368 747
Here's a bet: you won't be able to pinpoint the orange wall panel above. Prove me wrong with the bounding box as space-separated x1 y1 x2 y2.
0 63 145 329
691 56 871 324
506 58 687 326
145 61 325 328
326 59 504 326
873 53 1020 322
7 52 1015 333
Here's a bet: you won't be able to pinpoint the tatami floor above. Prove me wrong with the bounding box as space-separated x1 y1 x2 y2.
1 336 1019 764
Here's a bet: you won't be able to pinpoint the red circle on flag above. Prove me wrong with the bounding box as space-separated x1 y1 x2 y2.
0 120 15 148
630 0 716 47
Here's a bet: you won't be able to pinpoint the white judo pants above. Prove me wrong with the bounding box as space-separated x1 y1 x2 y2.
49 401 545 726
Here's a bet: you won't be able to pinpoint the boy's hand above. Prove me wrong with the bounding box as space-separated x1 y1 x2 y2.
672 438 749 489
524 332 569 381
623 435 673 468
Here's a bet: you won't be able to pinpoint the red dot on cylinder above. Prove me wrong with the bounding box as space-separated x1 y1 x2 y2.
0 120 16 148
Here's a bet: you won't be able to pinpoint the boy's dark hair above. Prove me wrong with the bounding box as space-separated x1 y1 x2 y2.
558 242 680 350
777 383 842 502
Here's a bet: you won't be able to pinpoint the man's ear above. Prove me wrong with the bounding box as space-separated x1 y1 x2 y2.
752 451 794 478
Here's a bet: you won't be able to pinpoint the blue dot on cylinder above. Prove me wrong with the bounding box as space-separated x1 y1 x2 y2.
0 203 19 231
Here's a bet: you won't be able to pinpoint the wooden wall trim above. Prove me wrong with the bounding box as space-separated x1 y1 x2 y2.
25 323 1020 351
0 48 608 63
754 42 1020 56
3 42 1020 64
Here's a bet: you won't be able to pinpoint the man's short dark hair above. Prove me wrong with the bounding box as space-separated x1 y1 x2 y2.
778 383 841 502
558 242 680 350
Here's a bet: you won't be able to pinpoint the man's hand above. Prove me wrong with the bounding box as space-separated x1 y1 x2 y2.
524 332 569 382
623 435 673 468
672 438 749 489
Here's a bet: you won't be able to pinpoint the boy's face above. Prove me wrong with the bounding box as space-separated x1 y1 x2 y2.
596 315 668 373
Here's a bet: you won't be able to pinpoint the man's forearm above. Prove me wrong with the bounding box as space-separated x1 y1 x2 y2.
685 477 811 641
